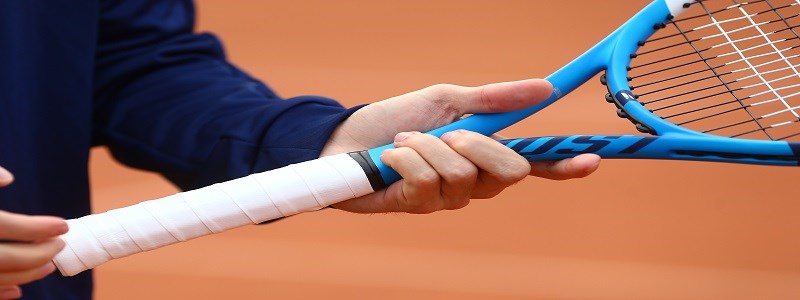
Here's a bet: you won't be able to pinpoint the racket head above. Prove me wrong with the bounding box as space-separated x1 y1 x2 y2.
371 0 800 187
602 0 800 164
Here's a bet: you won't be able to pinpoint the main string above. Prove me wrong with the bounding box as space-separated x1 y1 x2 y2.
627 0 800 140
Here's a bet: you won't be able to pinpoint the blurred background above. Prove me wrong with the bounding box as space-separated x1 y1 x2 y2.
91 1 800 299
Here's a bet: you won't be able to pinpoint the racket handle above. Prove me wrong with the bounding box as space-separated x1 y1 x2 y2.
52 153 375 276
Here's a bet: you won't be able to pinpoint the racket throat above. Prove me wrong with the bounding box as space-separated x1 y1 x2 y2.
600 77 658 135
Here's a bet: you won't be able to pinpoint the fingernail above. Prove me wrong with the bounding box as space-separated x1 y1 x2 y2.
394 132 413 144
379 149 394 166
54 221 69 235
53 236 66 251
441 130 462 142
0 166 13 184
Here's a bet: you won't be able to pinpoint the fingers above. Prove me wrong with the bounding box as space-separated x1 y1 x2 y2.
381 132 477 213
0 167 13 187
373 130 529 213
422 79 553 115
0 285 21 300
334 131 601 214
441 130 532 199
380 148 444 213
0 239 64 273
529 154 602 180
0 263 56 288
0 210 68 288
395 132 476 205
0 239 62 288
0 256 58 286
0 211 68 241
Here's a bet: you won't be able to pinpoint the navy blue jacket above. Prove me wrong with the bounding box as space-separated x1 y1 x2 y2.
0 1 359 299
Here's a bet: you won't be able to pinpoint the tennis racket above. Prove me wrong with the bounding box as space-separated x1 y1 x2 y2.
53 0 800 276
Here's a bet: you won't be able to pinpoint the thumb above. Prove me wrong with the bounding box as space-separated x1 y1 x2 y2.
456 79 553 114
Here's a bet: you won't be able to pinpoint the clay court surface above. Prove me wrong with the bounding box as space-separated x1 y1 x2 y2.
88 1 800 299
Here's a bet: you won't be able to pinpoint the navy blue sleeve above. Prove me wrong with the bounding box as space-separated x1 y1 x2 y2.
92 0 362 190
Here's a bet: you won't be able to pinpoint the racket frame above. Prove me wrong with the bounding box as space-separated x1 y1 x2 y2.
366 0 799 187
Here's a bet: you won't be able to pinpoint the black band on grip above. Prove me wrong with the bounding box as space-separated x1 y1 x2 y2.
348 150 387 191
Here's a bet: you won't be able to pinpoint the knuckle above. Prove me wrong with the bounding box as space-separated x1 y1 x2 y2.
443 132 472 149
509 158 533 178
443 130 484 152
407 169 440 187
477 85 495 111
422 84 464 119
442 163 477 184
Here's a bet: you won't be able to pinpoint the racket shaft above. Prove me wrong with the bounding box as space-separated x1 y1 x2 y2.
52 153 375 276
502 135 800 166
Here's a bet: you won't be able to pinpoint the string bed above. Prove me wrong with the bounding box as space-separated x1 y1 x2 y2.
628 0 800 141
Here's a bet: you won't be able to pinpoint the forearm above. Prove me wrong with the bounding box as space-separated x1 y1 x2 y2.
92 0 362 190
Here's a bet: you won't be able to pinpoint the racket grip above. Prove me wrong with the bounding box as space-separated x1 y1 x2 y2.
52 153 376 276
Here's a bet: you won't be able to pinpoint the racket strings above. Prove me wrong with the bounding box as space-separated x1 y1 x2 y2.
629 36 800 91
714 1 800 116
630 13 800 94
666 0 773 139
626 0 800 141
631 2 800 81
636 6 800 58
643 64 800 106
631 30 800 80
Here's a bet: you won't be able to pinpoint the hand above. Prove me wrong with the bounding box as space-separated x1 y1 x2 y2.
0 167 68 300
320 79 600 214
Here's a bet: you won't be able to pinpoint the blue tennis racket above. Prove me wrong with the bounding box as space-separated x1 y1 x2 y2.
54 0 800 276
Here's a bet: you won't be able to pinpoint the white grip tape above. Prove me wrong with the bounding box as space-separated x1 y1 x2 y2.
53 153 376 276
